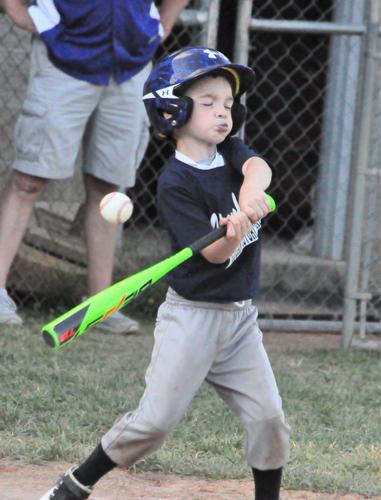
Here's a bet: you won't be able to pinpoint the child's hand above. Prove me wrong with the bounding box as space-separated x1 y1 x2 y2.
201 212 252 264
239 190 271 223
220 211 252 241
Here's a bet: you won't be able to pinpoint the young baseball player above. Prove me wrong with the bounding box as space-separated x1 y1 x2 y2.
40 47 290 500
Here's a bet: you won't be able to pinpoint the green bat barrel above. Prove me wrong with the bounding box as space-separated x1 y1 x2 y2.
42 247 193 350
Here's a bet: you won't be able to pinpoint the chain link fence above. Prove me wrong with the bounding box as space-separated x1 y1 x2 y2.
341 0 381 348
234 0 381 348
1 0 380 348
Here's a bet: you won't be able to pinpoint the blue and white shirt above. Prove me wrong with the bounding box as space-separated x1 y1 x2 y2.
28 1 163 84
158 137 263 302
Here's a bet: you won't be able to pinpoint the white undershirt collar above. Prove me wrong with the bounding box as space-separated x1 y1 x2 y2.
175 150 225 170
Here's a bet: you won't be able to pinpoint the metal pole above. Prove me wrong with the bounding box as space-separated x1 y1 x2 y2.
234 0 252 65
234 0 254 139
259 318 381 334
247 19 365 35
178 0 220 48
314 1 366 260
341 0 381 349
357 30 381 339
204 0 220 48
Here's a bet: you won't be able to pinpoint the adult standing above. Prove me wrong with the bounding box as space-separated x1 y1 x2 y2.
0 0 190 332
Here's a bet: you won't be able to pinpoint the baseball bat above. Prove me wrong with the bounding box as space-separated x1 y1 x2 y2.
42 195 276 350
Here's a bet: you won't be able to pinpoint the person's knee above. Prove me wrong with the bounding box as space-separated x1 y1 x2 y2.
122 425 168 457
10 171 47 199
142 426 168 452
246 415 291 470
102 405 184 468
102 422 170 467
83 174 118 200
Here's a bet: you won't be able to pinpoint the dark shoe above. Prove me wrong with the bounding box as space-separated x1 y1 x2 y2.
39 466 92 499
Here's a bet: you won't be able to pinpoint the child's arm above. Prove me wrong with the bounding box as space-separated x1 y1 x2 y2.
2 0 37 33
160 0 190 40
218 138 272 222
201 211 253 264
239 156 273 223
201 156 272 264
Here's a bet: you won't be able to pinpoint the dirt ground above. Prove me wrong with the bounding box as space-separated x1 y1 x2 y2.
0 460 372 500
2 333 380 500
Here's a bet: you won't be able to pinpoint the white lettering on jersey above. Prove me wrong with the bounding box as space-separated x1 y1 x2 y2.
210 192 261 268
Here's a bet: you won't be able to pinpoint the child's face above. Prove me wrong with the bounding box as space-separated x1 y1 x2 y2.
177 76 234 147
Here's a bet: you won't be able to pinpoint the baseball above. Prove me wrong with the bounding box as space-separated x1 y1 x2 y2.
99 192 134 224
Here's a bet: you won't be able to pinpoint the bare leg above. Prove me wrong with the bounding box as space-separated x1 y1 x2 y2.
83 174 119 295
0 171 48 287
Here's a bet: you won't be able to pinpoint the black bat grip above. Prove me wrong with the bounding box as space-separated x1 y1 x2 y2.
189 226 227 254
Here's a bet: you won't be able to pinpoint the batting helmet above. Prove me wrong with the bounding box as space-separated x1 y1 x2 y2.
143 47 255 137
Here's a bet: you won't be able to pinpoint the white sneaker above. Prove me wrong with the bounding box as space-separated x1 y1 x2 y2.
0 288 23 325
96 310 140 334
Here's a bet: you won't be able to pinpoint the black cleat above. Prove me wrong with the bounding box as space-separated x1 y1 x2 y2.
39 466 93 499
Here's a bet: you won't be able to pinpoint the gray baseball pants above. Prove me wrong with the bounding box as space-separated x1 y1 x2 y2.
102 288 291 470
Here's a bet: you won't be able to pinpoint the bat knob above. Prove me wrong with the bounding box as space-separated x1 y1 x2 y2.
42 331 56 348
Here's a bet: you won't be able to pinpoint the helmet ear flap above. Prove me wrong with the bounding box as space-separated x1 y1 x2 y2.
161 96 194 132
230 101 246 136
151 96 194 136
181 96 194 125
169 96 193 129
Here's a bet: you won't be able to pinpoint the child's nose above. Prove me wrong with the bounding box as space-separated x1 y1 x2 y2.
217 105 227 117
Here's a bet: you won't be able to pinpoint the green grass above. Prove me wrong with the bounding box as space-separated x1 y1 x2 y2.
1 312 380 497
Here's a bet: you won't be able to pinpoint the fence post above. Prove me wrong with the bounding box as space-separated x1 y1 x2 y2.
234 0 251 65
233 0 252 140
341 0 381 349
313 1 366 260
203 0 220 47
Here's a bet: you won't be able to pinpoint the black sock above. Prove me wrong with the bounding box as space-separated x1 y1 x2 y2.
252 467 282 500
73 443 116 486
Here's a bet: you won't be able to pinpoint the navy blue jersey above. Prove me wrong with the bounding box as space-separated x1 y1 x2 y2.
28 1 162 84
158 137 262 302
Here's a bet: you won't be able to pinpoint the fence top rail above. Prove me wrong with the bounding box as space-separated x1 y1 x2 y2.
178 9 208 26
249 19 366 36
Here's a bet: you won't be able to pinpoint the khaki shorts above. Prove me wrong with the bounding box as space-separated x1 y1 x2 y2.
13 38 150 188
